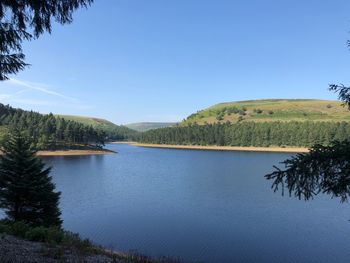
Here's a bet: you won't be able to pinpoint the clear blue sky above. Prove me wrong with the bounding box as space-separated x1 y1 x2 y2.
1 0 350 124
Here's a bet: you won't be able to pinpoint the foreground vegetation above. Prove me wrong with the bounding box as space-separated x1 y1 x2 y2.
265 85 350 203
0 220 100 256
0 221 184 263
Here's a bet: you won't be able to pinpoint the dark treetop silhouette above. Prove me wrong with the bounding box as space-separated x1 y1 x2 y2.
266 85 350 202
0 0 93 80
0 130 62 227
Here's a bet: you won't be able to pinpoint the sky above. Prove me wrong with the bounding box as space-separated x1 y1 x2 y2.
1 0 350 124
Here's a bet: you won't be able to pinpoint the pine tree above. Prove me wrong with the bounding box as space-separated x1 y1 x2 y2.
0 0 93 80
0 130 62 227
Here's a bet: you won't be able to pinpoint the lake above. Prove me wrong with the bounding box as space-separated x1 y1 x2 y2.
43 144 350 263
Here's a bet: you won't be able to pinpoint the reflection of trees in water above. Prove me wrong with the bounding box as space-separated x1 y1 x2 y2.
266 141 350 202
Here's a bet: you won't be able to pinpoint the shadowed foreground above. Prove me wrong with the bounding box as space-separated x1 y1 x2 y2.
0 235 122 263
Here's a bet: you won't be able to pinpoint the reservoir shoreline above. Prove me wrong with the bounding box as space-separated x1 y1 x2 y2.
0 142 308 156
0 149 116 157
36 149 116 156
116 142 309 153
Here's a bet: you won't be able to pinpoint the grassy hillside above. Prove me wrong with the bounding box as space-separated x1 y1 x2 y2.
125 122 177 132
59 115 121 130
182 99 350 125
58 115 137 140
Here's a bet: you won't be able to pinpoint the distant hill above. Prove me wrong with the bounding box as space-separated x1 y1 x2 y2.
58 115 137 140
125 122 177 132
137 99 350 148
182 99 350 125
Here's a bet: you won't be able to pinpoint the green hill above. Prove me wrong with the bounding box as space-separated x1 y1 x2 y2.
137 99 350 147
58 115 137 140
125 122 177 132
182 99 350 125
0 104 107 149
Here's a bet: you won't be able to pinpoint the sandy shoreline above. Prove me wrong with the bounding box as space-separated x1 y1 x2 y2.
109 141 136 144
134 143 309 153
36 149 115 156
0 149 116 157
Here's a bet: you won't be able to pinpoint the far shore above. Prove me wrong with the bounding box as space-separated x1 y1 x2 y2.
36 149 116 156
133 143 309 153
0 149 116 157
109 141 136 144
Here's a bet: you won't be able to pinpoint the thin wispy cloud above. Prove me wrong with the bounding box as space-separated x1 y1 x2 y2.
7 99 59 106
0 89 30 100
0 95 10 101
7 78 80 103
0 78 92 110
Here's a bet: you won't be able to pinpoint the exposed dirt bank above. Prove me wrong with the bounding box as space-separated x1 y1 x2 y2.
134 143 309 153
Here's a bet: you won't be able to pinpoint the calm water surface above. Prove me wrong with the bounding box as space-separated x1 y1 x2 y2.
42 144 350 263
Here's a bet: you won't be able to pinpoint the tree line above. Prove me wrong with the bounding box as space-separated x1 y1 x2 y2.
0 103 106 150
93 122 137 142
135 121 350 147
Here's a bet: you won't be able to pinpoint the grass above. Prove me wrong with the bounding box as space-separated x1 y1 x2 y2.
182 99 350 125
58 114 117 127
0 220 96 254
0 220 115 261
58 114 137 137
0 220 186 263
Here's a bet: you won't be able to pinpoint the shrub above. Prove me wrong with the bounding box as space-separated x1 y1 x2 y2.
25 226 64 244
238 110 246 116
0 222 9 234
216 113 224 121
9 221 30 238
47 227 65 244
25 226 47 242
226 107 239 115
62 231 93 253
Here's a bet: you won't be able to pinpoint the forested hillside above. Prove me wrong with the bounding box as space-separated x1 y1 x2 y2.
0 104 107 150
136 99 350 147
137 121 350 147
58 115 137 140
